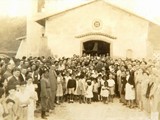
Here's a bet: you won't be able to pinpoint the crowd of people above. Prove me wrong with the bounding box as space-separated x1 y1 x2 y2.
0 54 160 120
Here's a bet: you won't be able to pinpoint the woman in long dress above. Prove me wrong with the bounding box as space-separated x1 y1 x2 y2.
56 73 63 104
141 71 150 113
25 77 38 120
135 68 143 110
125 70 135 108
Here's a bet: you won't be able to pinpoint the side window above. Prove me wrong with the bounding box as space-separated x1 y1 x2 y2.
38 0 45 12
126 49 133 59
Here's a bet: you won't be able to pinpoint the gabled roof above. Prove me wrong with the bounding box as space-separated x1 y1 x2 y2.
35 0 157 26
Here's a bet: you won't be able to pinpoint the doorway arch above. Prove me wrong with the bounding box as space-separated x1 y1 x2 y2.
83 40 110 56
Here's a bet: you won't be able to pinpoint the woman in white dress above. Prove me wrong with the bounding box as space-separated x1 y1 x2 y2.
135 68 143 110
25 77 38 120
125 70 135 108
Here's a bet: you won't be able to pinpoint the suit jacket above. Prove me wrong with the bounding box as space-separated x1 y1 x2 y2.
49 66 57 91
7 76 20 89
3 70 12 80
19 74 26 83
32 71 40 84
40 77 50 98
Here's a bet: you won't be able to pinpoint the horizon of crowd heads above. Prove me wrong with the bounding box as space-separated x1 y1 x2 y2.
0 54 160 70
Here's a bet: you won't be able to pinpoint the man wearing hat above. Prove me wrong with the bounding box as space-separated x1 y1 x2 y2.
40 66 51 119
7 68 21 93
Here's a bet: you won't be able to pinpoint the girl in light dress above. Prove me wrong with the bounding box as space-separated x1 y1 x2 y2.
56 72 63 104
101 81 109 104
77 76 85 104
85 79 93 104
107 74 115 103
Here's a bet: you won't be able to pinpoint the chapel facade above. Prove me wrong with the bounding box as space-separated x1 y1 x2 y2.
16 0 160 60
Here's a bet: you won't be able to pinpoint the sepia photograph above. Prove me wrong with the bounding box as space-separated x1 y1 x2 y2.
0 0 160 120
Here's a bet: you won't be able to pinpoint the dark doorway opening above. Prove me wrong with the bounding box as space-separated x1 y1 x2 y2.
83 40 110 56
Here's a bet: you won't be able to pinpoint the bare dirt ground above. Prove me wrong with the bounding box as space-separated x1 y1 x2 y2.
35 99 150 120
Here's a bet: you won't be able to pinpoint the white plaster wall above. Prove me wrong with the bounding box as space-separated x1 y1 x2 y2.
16 0 45 58
45 0 149 58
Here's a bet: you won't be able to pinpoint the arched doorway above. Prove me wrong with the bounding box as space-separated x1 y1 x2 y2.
83 40 110 56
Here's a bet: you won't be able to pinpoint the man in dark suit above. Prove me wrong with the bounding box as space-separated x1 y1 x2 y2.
40 66 51 119
19 67 27 84
44 59 57 109
7 68 21 93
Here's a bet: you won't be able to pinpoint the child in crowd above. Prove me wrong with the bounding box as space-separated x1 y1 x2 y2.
67 74 76 103
56 72 63 104
64 72 71 102
107 74 115 102
85 79 93 104
97 74 104 101
92 78 98 102
3 99 16 120
101 81 109 104
74 76 79 102
77 76 85 104
5 86 19 119
15 82 30 120
62 77 66 103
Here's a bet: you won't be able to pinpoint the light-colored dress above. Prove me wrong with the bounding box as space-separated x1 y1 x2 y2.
85 85 93 98
25 83 38 120
125 75 135 100
101 86 109 97
107 79 115 95
56 76 63 97
135 69 143 101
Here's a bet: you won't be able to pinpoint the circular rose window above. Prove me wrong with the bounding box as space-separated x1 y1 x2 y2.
92 19 102 30
94 21 100 28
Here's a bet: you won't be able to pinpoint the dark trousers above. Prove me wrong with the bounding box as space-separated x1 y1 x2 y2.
41 97 48 112
93 92 98 102
36 83 41 105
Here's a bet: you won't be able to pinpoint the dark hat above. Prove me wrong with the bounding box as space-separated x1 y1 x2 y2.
7 85 16 92
6 98 15 104
41 66 49 74
12 67 20 73
26 76 32 81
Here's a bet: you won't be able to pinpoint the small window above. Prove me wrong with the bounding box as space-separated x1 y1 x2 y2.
126 49 133 58
38 0 45 12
